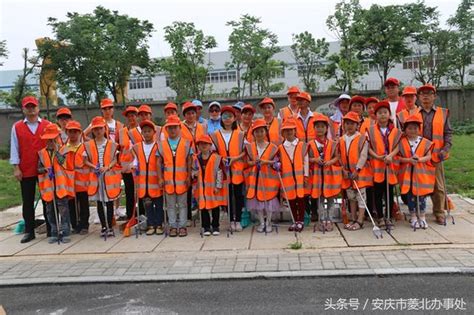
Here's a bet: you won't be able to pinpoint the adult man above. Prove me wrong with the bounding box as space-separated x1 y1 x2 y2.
278 86 300 120
10 96 51 243
384 77 406 123
417 84 453 225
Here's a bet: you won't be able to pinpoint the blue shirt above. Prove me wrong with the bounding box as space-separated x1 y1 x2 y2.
156 136 194 156
207 118 222 134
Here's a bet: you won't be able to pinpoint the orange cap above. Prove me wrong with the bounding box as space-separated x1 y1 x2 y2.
417 84 436 94
100 98 114 108
251 119 268 133
138 104 152 114
139 119 156 130
242 104 256 113
296 92 312 103
56 107 72 117
286 86 300 95
91 116 106 129
364 97 379 106
196 134 213 145
182 101 197 114
258 97 275 108
349 95 365 106
164 102 178 112
221 106 236 116
65 120 82 131
21 96 39 108
165 115 182 128
404 114 423 127
374 100 391 114
384 77 400 86
342 112 360 123
281 117 297 130
313 112 330 125
40 123 60 140
402 86 417 96
122 106 138 117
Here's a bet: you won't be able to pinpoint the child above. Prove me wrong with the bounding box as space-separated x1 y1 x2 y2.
308 113 342 232
194 135 226 236
245 119 280 233
132 119 164 235
278 118 308 232
360 98 378 140
55 107 73 145
398 115 435 228
367 101 402 228
62 120 90 235
258 97 282 145
339 112 373 231
157 115 193 237
397 86 421 130
238 104 255 143
210 106 246 232
83 116 122 237
294 92 316 142
37 124 74 244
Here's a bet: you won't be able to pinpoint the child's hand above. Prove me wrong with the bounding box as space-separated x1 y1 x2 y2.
384 155 393 164
409 158 418 166
343 169 350 178
158 178 164 188
248 161 256 167
99 166 108 173
213 188 220 195
377 154 386 161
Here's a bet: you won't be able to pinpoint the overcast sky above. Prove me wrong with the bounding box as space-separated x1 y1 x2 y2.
0 0 458 70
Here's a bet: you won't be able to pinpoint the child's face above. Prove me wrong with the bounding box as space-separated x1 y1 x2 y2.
66 129 81 142
403 94 417 109
283 128 296 141
344 120 357 134
221 111 235 128
405 123 419 137
92 126 105 138
142 126 155 141
167 125 180 138
241 110 254 124
350 102 364 115
57 115 71 129
261 104 274 118
253 127 267 141
198 142 211 153
127 113 137 125
339 100 350 113
376 108 390 125
288 93 298 107
297 99 309 111
139 112 151 122
101 107 113 120
315 122 328 137
46 139 56 150
165 109 177 117
184 110 196 123
367 103 376 117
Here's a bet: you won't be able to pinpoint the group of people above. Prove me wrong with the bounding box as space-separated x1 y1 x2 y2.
10 76 453 244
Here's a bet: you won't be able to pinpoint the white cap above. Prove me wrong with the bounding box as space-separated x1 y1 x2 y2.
209 101 221 110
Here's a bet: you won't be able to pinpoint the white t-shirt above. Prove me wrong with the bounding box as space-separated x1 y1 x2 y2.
142 142 154 163
221 129 232 150
408 136 422 155
107 120 116 142
343 133 358 153
389 101 398 123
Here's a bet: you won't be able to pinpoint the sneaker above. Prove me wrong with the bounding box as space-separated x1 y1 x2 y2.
212 228 220 236
61 236 71 243
295 222 304 232
107 228 115 237
169 228 178 237
203 230 211 236
179 228 188 237
265 223 273 233
48 237 58 244
421 219 428 229
145 227 156 236
100 227 107 237
256 223 265 233
79 229 89 235
156 226 164 235
230 221 236 232
235 222 243 232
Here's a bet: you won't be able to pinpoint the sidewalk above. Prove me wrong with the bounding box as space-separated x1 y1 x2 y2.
0 194 473 285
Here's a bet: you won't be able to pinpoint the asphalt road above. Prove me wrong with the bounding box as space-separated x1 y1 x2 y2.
0 275 472 314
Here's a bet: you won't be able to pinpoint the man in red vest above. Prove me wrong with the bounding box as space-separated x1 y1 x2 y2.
10 96 51 243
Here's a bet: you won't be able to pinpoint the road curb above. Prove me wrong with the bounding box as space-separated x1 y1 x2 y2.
1 267 472 287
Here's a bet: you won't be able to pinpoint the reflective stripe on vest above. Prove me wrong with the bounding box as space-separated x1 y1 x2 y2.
339 134 373 189
245 142 280 201
158 138 191 195
368 125 402 184
195 153 227 210
210 130 245 185
279 141 306 200
308 139 342 198
428 107 450 163
134 142 162 198
38 149 75 201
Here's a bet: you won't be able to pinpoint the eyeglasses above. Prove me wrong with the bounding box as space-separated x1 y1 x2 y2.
222 113 234 120
209 108 220 113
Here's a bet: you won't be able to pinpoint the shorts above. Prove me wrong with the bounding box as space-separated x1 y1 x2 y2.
345 188 366 206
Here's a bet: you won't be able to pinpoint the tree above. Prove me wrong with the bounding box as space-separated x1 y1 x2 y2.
324 0 366 92
0 40 8 67
227 14 281 97
291 32 329 93
159 21 217 102
447 0 473 118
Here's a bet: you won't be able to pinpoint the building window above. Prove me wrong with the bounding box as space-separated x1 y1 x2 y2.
129 77 153 90
227 70 237 82
271 65 285 79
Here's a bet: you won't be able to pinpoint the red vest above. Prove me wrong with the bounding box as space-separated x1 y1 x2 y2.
14 119 50 178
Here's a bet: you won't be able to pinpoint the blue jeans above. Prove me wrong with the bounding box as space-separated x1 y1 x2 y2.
407 192 426 214
45 197 71 237
144 196 164 227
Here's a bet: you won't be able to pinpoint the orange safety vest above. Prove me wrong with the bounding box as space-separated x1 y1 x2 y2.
398 136 435 196
278 141 306 200
210 130 245 185
237 124 254 143
266 118 282 145
308 139 342 198
359 117 375 136
397 109 422 132
181 122 205 150
328 119 341 140
339 134 373 189
279 105 298 120
60 143 90 193
194 152 227 210
245 142 280 201
158 138 192 195
117 126 139 173
133 142 162 198
295 115 316 142
368 124 402 184
38 148 75 202
423 107 450 163
84 139 122 199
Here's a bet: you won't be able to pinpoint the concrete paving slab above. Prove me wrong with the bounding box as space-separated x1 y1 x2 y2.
108 233 164 253
61 227 123 254
154 227 205 252
0 234 45 257
15 231 93 256
300 226 348 249
388 220 451 245
201 225 252 251
336 223 398 247
250 226 299 250
428 217 474 244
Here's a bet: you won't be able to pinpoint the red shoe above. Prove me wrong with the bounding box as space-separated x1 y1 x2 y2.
295 222 304 232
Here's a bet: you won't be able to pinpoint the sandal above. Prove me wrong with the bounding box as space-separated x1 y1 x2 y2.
169 228 178 237
344 221 356 229
349 221 364 231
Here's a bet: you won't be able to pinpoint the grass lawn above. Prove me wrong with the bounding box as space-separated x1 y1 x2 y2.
0 135 472 211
